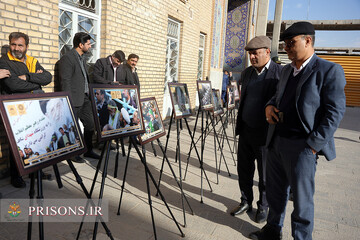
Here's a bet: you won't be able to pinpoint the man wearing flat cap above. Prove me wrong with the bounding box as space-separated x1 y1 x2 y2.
230 36 282 223
249 22 346 240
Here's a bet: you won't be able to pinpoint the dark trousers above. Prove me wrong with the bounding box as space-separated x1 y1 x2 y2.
9 153 20 180
266 135 317 240
74 96 95 152
237 133 267 210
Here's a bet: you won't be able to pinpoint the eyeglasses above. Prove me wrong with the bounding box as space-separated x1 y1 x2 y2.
282 35 306 49
95 92 100 95
282 39 296 49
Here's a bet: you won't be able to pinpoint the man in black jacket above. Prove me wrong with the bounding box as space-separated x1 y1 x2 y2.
0 32 52 187
58 32 100 161
118 53 140 86
230 36 282 223
0 32 51 94
57 127 71 149
95 89 109 130
92 50 126 85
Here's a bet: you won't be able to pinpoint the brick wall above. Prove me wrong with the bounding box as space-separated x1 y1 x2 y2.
0 0 59 177
0 0 59 91
0 0 227 176
100 0 216 112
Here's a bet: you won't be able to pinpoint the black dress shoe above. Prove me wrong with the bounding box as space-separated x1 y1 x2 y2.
84 150 101 159
11 177 26 188
230 201 252 216
255 208 268 223
249 225 282 240
72 156 85 163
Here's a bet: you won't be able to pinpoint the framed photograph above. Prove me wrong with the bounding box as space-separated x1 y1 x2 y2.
230 81 240 101
89 84 145 142
212 89 224 117
138 97 166 145
196 80 214 110
227 85 236 109
168 83 192 119
0 92 86 176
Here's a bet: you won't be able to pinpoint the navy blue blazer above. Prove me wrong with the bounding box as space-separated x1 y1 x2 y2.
266 54 346 161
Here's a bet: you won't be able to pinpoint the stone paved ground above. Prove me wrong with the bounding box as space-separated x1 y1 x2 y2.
0 107 359 240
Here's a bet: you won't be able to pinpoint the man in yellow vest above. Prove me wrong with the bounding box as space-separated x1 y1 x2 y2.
0 32 51 94
0 32 52 188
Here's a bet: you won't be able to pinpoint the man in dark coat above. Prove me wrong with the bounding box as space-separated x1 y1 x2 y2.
0 32 52 188
92 50 126 85
57 127 71 149
230 36 282 224
250 22 346 240
118 53 140 86
0 32 51 94
95 89 109 130
58 32 100 161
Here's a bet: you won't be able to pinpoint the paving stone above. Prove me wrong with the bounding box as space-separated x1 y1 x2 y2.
0 107 359 239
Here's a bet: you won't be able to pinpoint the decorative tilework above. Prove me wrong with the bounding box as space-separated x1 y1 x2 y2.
224 2 250 72
211 0 226 69
220 0 228 69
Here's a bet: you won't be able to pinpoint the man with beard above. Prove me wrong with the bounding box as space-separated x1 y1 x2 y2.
0 32 51 94
0 32 52 188
102 100 121 131
58 32 100 162
95 89 109 129
118 53 140 86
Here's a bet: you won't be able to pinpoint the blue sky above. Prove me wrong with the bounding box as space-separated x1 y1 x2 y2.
268 0 360 48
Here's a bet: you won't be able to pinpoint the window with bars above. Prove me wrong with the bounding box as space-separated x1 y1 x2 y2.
198 33 206 81
162 18 181 118
58 0 100 63
165 18 180 84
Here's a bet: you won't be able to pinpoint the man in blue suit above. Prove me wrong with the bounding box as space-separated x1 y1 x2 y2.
249 22 346 240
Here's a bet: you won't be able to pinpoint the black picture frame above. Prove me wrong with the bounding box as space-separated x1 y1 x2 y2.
212 89 224 117
168 83 192 119
230 80 240 101
0 92 86 176
138 97 166 145
196 80 214 111
89 84 145 142
227 85 236 109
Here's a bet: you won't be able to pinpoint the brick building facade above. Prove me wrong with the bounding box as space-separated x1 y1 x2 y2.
0 0 232 178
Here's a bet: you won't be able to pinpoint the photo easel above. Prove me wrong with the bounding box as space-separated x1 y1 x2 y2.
183 105 231 186
114 137 186 239
27 170 44 240
228 105 238 155
216 107 237 170
113 137 125 178
0 93 113 240
156 108 214 203
156 83 213 204
76 133 185 239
